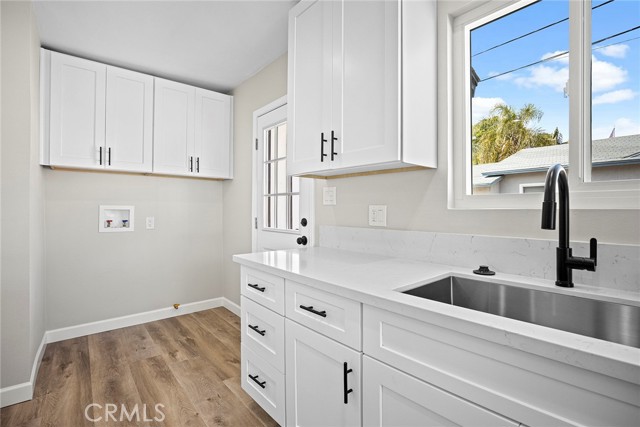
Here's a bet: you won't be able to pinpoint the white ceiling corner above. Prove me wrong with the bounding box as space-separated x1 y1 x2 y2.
33 0 297 93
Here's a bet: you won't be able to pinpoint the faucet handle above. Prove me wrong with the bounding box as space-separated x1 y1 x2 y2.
590 238 597 267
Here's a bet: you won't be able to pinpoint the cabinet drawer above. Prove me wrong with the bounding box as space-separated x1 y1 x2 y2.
241 267 285 315
241 296 285 373
285 280 361 350
363 356 519 427
241 344 285 426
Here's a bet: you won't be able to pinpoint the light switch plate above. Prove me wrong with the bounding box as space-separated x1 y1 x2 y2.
323 187 337 205
368 205 387 227
146 217 155 230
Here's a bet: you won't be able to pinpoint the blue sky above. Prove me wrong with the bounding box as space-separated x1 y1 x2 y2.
471 0 640 142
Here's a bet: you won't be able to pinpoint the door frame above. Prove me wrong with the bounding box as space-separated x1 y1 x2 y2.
252 96 315 252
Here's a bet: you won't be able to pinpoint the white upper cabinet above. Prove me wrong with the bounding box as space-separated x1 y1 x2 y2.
41 49 233 179
153 78 196 176
287 0 437 176
47 51 106 169
194 88 233 179
105 66 154 172
154 80 233 178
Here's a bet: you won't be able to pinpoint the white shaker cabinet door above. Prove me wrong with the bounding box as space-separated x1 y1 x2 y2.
105 66 153 172
338 0 400 169
49 52 106 169
194 88 232 179
287 0 333 175
153 78 195 176
286 319 361 427
363 356 520 427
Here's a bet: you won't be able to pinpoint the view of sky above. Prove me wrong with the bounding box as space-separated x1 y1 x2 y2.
471 0 640 142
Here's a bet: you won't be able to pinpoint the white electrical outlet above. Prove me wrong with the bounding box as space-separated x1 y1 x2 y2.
323 187 337 205
368 205 387 227
146 217 155 230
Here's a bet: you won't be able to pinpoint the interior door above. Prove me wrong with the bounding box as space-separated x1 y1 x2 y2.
253 100 313 251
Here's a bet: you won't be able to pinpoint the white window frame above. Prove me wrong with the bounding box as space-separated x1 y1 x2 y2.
446 0 640 210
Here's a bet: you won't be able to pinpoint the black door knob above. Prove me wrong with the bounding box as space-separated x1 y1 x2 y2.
297 236 308 246
300 218 308 227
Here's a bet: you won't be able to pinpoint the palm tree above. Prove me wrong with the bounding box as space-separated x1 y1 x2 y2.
472 104 557 165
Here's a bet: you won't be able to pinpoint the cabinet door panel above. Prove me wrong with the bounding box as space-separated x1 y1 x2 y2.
153 78 195 175
286 319 361 427
194 89 232 178
105 66 153 172
339 0 400 168
287 0 333 175
363 356 519 427
49 52 106 168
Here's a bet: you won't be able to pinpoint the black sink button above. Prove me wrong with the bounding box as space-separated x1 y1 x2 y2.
473 265 496 276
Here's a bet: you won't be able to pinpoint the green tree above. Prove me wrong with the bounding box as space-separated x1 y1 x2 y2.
472 104 558 165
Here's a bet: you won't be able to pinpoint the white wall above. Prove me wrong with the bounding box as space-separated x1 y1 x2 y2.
44 171 224 330
1 0 45 391
223 54 288 305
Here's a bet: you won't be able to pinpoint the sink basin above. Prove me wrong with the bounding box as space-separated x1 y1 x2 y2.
402 276 640 348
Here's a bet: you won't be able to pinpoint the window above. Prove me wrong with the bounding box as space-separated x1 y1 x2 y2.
450 0 640 209
263 122 300 230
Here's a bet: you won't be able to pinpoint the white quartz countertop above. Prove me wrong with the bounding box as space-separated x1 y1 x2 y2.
233 247 640 385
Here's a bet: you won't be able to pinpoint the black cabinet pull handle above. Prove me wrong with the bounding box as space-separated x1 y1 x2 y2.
343 362 353 404
320 132 328 162
108 147 111 165
299 305 326 318
248 324 266 336
331 130 338 161
248 374 266 389
99 147 103 165
196 157 200 173
189 156 193 172
248 283 266 292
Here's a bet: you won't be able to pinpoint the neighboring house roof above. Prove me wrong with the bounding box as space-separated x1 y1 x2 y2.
474 135 640 182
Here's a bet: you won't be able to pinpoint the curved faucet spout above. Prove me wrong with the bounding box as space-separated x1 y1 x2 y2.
540 164 597 288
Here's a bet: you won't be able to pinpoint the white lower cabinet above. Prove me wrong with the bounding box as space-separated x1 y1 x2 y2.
241 344 286 425
363 356 519 427
285 319 361 427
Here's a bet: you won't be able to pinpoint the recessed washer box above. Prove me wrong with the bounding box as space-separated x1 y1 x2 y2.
99 205 134 232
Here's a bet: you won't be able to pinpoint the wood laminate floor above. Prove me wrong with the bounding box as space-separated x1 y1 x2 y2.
0 308 278 427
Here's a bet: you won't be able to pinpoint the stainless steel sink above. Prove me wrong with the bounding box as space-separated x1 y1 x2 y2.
402 276 640 348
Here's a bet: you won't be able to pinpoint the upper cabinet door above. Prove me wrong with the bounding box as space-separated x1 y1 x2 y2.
153 78 195 176
49 52 106 169
287 0 333 175
194 88 232 179
105 66 153 172
338 0 400 168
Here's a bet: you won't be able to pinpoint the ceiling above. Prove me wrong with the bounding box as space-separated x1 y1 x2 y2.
33 0 297 93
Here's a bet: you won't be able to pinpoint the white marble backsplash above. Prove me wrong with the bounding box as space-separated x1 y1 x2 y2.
319 226 640 293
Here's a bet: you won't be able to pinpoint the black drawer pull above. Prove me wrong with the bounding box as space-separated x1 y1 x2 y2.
248 324 266 336
331 130 338 161
320 133 328 162
343 362 353 404
249 374 266 389
248 283 266 292
299 305 327 318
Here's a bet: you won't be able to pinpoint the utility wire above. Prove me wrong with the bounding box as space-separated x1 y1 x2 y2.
481 25 640 82
473 0 615 57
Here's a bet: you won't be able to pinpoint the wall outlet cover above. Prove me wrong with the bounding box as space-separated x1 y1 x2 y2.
323 187 337 205
146 217 155 230
369 205 387 227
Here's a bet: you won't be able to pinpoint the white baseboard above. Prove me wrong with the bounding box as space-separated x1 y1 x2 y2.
2 297 239 407
47 297 228 343
0 333 47 408
223 298 241 316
